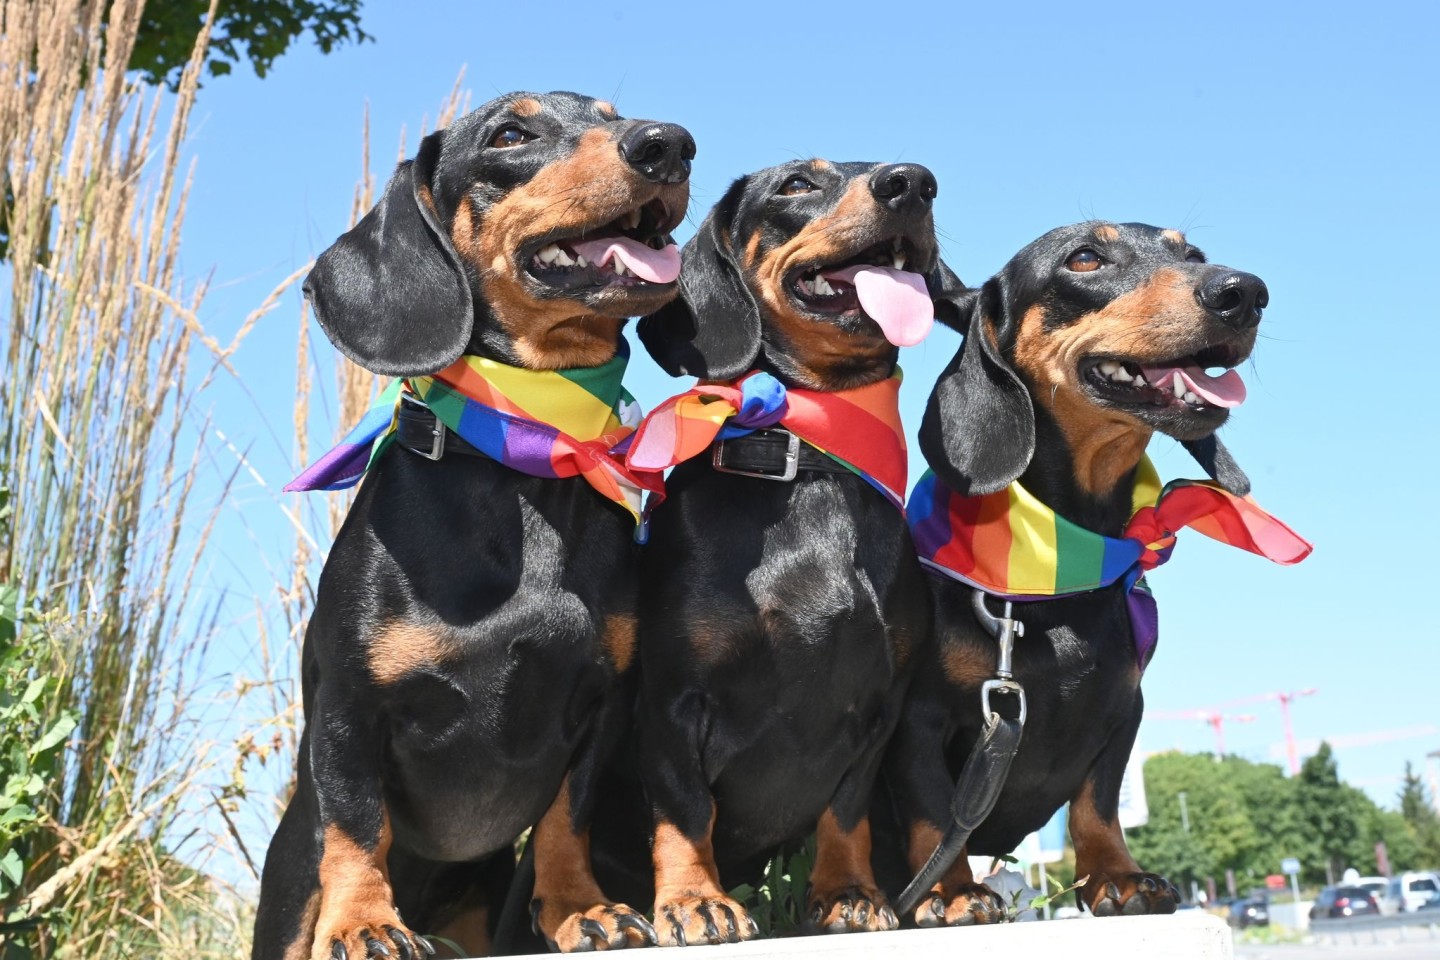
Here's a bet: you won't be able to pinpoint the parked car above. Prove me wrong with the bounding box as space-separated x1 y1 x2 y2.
1382 872 1440 914
1227 898 1270 928
1353 876 1390 914
1309 885 1381 919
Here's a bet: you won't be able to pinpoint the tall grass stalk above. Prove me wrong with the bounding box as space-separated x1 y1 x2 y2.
0 0 264 955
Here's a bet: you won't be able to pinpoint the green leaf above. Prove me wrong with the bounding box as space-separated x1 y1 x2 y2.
0 846 22 888
20 678 45 705
29 712 77 757
0 804 35 826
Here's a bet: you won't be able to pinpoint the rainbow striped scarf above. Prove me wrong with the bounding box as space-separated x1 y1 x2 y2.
623 370 909 509
285 342 663 525
909 457 1312 668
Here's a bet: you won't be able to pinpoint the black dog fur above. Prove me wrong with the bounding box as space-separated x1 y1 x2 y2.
251 91 694 960
629 160 962 945
880 221 1268 924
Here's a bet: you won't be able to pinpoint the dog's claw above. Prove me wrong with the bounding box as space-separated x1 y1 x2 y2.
617 911 658 945
363 933 391 958
385 927 414 960
578 918 607 947
332 941 348 960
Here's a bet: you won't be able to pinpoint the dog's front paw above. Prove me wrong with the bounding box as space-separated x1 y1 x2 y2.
653 895 758 947
531 899 656 952
913 882 1006 927
314 920 433 960
805 884 898 934
1086 873 1181 917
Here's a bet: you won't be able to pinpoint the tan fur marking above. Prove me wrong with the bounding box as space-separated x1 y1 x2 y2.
1010 266 1251 497
809 158 833 172
751 178 905 387
809 810 881 898
1160 228 1186 246
1093 224 1120 243
594 100 617 117
1070 778 1141 883
941 636 995 689
471 127 688 369
368 623 455 685
652 812 725 902
313 815 403 960
907 820 975 887
530 777 610 939
281 890 322 960
511 97 542 117
416 183 436 214
603 613 636 673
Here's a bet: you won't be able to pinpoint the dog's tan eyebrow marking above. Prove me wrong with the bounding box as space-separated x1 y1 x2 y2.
594 100 617 118
511 97 543 117
1093 224 1120 243
1160 228 1186 246
809 159 833 172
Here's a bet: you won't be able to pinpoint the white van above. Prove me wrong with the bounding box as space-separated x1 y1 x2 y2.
1383 872 1440 913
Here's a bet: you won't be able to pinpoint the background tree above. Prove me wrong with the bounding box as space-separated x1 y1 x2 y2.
128 0 370 88
1399 762 1440 867
1295 743 1362 884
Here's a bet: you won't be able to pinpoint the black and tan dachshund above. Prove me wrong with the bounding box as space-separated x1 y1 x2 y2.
630 160 962 945
883 221 1269 923
252 92 693 959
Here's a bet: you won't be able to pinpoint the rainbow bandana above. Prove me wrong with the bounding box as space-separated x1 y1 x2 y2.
909 457 1312 669
284 342 663 525
623 370 909 509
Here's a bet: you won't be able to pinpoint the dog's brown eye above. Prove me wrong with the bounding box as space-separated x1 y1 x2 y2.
1067 249 1103 272
491 126 535 149
1185 249 1206 263
779 176 817 196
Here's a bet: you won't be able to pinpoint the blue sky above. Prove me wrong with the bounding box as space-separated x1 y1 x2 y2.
175 0 1439 841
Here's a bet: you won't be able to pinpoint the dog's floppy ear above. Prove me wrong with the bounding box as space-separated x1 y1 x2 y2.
1182 434 1251 496
926 257 969 331
638 177 760 379
304 130 474 377
918 276 1036 496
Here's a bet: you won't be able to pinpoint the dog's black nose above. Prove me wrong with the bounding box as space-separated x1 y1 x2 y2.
1198 271 1268 329
869 163 937 211
619 122 695 185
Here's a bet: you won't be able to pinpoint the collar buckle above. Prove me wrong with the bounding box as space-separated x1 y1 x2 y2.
711 428 800 482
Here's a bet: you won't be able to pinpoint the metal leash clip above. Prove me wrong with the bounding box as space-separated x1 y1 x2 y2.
972 590 1027 726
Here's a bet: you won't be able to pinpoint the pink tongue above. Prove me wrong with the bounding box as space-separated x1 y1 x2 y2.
569 237 681 284
1140 365 1247 408
823 265 934 346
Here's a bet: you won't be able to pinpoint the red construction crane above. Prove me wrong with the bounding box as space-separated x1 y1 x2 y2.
1217 688 1318 774
1145 708 1257 757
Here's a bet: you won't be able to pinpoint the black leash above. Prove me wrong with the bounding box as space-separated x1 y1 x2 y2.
894 590 1027 920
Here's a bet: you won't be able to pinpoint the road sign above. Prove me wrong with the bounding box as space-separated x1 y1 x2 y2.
1265 874 1286 890
1281 857 1301 876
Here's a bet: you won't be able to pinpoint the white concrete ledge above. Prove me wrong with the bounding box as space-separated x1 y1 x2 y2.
501 913 1233 959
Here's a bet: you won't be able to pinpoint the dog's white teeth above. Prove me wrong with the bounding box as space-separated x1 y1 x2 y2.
612 258 629 277
892 252 907 270
624 209 642 229
798 278 813 295
1099 361 1120 377
553 249 574 267
1183 391 1200 404
574 254 588 268
1133 374 1146 387
1172 375 1186 398
1113 365 1133 382
537 244 562 264
814 276 835 296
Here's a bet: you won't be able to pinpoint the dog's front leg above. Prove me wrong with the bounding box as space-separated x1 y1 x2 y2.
883 696 1006 927
1070 702 1180 917
305 684 430 960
